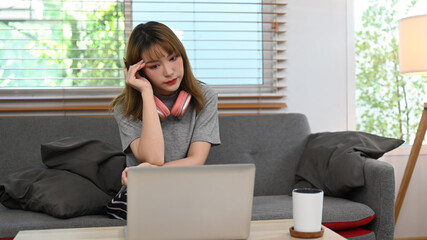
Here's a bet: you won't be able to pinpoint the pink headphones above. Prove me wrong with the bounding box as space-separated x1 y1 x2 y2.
153 90 192 121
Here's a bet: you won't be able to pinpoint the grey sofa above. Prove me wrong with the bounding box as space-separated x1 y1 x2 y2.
0 114 395 239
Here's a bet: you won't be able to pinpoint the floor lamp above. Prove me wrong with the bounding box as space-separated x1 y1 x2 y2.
394 14 427 223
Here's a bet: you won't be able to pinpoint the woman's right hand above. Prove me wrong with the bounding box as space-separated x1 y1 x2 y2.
124 58 153 94
121 163 159 186
121 167 130 186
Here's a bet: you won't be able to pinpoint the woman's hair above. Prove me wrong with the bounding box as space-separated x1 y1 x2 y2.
110 21 205 121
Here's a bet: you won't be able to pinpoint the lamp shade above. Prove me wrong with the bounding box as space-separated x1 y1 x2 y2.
398 14 427 75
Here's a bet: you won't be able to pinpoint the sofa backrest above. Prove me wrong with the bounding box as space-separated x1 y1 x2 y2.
1 114 311 196
0 117 122 177
206 114 311 196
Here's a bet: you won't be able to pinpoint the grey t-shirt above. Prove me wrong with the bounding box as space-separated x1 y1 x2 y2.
114 84 221 167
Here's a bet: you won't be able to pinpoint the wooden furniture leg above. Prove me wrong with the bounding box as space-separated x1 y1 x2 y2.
395 103 427 223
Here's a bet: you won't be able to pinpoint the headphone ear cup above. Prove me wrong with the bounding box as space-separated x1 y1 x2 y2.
171 91 192 119
154 96 170 121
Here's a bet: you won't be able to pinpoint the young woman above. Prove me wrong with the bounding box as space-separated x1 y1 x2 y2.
107 21 221 220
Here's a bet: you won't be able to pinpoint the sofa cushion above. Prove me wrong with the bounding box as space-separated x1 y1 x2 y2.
252 195 374 230
295 131 403 196
0 137 126 219
0 205 125 238
0 168 112 218
338 228 375 240
41 137 125 196
322 215 375 231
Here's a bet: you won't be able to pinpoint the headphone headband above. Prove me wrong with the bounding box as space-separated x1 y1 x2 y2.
154 90 192 120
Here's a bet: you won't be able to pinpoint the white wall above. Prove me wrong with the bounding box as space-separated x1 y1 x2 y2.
383 148 427 239
285 0 350 133
284 0 426 238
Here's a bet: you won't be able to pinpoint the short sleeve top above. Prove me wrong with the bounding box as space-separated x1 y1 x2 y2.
113 84 221 166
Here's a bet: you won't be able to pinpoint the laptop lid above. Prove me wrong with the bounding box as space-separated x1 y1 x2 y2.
127 164 255 240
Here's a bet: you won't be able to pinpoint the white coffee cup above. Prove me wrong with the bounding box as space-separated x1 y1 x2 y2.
292 188 324 232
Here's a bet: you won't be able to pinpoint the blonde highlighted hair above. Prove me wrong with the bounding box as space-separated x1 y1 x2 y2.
110 21 205 121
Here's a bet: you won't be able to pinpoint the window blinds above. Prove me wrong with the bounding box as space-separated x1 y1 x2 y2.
0 0 287 116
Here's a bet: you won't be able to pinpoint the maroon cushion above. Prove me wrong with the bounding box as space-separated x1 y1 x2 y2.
336 228 374 238
323 214 375 230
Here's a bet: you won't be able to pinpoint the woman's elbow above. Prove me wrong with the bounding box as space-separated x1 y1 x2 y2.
190 156 207 166
135 152 164 166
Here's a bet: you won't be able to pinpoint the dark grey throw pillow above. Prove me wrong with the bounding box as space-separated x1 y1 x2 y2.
294 131 404 197
41 137 126 197
0 168 112 218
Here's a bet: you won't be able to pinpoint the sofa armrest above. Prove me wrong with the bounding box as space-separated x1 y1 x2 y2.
346 158 395 240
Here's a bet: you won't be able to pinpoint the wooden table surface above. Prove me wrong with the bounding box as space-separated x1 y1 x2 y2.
14 219 345 240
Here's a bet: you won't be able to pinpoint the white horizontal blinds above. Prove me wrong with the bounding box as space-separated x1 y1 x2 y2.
131 0 287 115
0 0 286 116
0 0 126 87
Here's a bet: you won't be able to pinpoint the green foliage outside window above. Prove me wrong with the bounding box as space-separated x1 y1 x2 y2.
356 0 427 144
0 1 125 87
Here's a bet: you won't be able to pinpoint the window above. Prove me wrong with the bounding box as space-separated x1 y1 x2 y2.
132 0 267 86
0 0 286 116
354 0 427 144
0 0 125 87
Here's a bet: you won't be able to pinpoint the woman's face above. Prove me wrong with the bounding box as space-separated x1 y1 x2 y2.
141 47 184 96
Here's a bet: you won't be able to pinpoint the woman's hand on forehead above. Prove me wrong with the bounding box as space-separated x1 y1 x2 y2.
123 58 152 94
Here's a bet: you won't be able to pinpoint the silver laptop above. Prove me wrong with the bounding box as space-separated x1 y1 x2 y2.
126 164 255 240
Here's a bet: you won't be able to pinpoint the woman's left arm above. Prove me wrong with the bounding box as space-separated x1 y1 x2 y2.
121 141 211 186
163 141 211 167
